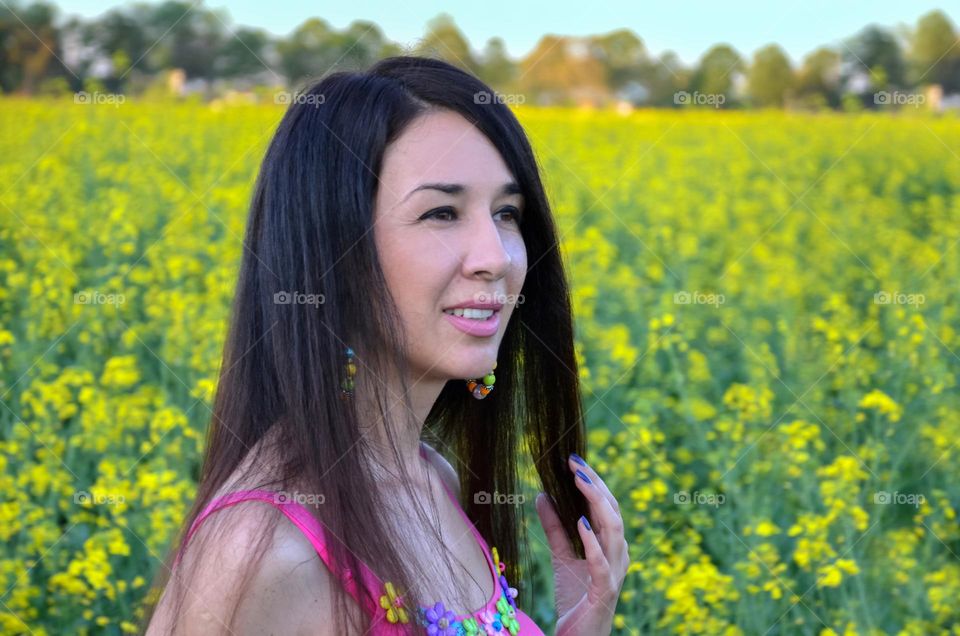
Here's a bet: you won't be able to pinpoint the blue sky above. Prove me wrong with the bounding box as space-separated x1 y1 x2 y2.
50 0 956 66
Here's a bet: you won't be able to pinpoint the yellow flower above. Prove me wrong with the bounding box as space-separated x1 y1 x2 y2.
836 558 859 575
857 389 902 422
100 355 141 389
754 521 781 537
817 559 859 589
722 383 774 421
379 581 408 624
817 564 843 588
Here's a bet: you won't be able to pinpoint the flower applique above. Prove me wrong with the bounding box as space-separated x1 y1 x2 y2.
388 545 522 634
379 581 409 624
491 547 519 611
460 616 482 634
490 546 521 635
496 596 519 635
477 608 504 634
422 601 459 636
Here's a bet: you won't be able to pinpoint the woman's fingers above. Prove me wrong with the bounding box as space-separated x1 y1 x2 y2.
569 455 626 564
568 454 620 516
577 515 618 606
536 491 576 562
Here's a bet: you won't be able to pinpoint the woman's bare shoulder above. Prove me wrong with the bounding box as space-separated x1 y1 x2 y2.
147 500 367 635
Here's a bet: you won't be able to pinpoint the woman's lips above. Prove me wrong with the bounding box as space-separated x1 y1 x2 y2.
443 309 501 337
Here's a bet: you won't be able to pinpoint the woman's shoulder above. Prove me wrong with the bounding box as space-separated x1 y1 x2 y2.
156 429 367 634
222 504 348 634
154 499 364 635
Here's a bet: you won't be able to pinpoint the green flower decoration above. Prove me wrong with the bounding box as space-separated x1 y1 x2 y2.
496 596 519 634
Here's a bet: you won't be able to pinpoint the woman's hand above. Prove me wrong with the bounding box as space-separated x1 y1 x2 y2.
535 454 630 636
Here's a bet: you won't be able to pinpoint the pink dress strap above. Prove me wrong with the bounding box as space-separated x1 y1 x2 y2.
172 444 549 635
174 487 404 633
421 444 548 635
417 443 499 577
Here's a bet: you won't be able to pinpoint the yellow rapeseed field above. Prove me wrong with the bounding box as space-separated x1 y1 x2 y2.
0 98 958 635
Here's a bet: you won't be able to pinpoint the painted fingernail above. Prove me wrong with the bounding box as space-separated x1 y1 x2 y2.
580 515 592 531
575 469 592 484
570 453 587 467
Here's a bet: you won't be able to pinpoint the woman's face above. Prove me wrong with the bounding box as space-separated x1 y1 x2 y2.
374 108 527 383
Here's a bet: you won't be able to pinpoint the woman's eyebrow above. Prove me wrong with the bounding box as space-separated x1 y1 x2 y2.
400 181 521 204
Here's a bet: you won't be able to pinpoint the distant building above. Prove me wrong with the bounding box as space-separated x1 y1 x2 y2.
167 69 186 95
925 84 960 112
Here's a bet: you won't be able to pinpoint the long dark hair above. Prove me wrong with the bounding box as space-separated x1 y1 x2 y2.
138 55 587 634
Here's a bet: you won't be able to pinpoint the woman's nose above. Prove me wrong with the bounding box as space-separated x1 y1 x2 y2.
461 214 512 280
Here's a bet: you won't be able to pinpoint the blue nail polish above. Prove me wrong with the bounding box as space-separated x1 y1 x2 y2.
575 469 592 484
570 453 587 467
580 515 592 531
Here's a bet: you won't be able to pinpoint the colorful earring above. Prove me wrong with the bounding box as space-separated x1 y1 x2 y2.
466 361 496 400
340 346 356 398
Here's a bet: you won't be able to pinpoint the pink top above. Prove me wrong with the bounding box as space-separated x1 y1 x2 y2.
176 443 547 635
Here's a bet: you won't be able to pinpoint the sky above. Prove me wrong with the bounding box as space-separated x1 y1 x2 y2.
48 0 958 66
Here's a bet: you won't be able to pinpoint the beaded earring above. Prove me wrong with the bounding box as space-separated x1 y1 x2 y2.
340 346 356 398
466 361 496 400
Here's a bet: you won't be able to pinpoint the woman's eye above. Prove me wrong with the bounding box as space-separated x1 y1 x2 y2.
420 207 456 221
419 206 522 223
497 206 522 223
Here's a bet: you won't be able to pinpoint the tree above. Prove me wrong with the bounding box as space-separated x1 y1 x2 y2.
589 28 648 94
795 46 842 109
277 18 338 85
278 18 398 85
334 20 396 72
638 51 689 107
518 34 607 106
842 24 906 95
478 37 516 91
214 26 272 79
73 8 150 88
690 44 744 105
112 1 225 80
0 1 66 94
909 10 960 92
747 44 794 107
414 13 479 75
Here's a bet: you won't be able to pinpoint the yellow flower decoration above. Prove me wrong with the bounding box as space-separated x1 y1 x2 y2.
379 581 409 624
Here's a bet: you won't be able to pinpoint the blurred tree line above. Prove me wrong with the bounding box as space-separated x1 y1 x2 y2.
1 1 958 109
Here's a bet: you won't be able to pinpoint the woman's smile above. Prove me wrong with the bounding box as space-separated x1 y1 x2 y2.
442 307 501 337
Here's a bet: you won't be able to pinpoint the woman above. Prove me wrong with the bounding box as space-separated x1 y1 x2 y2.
140 55 629 635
